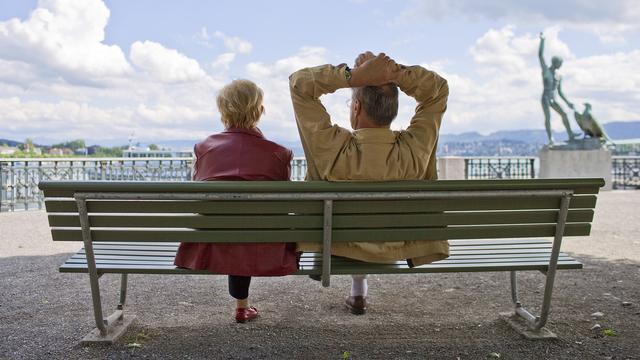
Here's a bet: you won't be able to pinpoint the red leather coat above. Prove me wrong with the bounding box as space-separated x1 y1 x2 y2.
174 127 298 276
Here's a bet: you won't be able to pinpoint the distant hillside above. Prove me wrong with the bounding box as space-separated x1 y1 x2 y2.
440 121 640 144
3 121 638 157
0 139 23 147
601 121 640 140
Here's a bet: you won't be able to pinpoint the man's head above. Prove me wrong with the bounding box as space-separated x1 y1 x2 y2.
551 56 563 70
216 79 264 129
349 84 399 129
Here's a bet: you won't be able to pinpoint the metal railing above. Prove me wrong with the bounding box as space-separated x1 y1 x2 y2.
0 158 194 212
2 155 638 212
612 156 640 190
464 157 536 179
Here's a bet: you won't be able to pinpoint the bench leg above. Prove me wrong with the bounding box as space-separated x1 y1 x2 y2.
506 271 557 339
81 273 135 344
505 193 572 339
75 196 134 344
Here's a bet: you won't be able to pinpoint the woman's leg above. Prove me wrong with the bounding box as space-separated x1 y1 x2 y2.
228 275 258 322
228 275 251 307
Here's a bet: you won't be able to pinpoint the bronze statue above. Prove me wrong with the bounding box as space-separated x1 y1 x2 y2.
539 32 581 145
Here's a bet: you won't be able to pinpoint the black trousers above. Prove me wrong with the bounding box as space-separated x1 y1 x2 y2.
228 275 251 300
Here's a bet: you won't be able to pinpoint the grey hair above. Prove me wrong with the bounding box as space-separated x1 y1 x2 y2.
352 84 399 126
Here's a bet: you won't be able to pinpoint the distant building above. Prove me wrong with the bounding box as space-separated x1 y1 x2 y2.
0 146 18 155
612 139 640 156
87 145 99 155
122 148 193 158
48 148 65 156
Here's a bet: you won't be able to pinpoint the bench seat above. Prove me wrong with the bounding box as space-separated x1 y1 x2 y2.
60 238 583 275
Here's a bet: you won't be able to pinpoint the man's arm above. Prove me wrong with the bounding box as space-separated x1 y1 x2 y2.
539 32 547 69
398 65 449 157
289 65 352 179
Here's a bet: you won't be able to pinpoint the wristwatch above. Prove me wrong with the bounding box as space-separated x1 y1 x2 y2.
344 65 352 84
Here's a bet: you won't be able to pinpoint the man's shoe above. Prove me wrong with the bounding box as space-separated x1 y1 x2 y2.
308 274 322 281
235 306 259 323
345 296 367 315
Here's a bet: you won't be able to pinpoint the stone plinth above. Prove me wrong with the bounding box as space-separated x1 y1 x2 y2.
437 157 466 180
538 147 612 190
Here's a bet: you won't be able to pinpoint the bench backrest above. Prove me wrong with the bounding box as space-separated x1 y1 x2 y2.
39 179 603 244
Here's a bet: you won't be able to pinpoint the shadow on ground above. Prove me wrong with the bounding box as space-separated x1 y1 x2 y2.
1 252 638 359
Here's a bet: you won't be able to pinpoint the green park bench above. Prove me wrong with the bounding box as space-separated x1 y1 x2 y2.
38 178 604 343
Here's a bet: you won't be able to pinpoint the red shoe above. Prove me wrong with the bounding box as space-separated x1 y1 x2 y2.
235 306 259 323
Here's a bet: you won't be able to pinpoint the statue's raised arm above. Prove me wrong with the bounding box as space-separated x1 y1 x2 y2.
538 32 547 69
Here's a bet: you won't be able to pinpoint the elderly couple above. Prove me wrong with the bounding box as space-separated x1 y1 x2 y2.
174 51 449 323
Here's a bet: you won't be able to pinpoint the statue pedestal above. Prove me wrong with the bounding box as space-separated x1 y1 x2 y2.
437 157 465 180
538 147 612 190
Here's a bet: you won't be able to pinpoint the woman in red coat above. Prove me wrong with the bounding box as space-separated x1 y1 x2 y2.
174 79 298 323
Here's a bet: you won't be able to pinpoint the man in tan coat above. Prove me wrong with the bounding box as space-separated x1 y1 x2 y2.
289 51 449 314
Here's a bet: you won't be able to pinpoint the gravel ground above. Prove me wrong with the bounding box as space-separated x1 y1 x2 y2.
0 191 639 359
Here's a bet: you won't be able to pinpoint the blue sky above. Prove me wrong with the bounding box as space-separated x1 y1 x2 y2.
1 0 639 147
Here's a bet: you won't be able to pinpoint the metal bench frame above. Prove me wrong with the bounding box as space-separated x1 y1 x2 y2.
73 188 573 339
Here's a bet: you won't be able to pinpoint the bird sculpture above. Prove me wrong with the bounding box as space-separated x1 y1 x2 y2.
573 103 610 142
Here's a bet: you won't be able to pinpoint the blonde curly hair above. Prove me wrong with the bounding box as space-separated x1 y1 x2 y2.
216 79 264 129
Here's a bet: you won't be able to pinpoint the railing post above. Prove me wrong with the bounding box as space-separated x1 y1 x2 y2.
464 158 469 179
100 161 107 180
0 161 5 212
530 158 535 179
37 161 43 209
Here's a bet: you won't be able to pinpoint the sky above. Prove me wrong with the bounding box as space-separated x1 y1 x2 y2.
0 0 639 146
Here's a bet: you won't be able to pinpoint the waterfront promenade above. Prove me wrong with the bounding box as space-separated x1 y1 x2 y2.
1 191 639 359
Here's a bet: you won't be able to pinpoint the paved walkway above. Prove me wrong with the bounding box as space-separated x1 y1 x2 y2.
1 191 639 359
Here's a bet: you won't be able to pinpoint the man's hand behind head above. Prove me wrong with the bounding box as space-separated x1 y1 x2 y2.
354 51 375 68
349 53 401 88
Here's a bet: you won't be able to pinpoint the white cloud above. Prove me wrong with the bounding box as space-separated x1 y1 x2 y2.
0 1 227 143
396 0 640 43
130 41 207 83
211 52 236 71
213 30 253 54
0 0 132 83
470 26 572 74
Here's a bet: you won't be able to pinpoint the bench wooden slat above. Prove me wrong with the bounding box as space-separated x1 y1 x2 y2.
73 248 565 259
43 195 597 214
74 238 555 250
45 200 323 214
85 242 555 252
59 259 583 274
66 255 578 265
46 209 595 228
38 178 604 196
50 223 591 242
78 247 566 257
79 238 555 249
332 196 597 213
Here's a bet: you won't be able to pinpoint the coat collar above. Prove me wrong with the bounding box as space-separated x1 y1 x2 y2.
223 127 265 138
353 128 396 144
